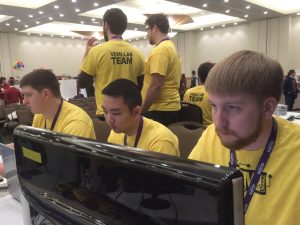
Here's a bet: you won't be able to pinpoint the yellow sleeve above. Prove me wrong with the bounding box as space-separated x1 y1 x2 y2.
80 47 97 77
150 139 180 157
149 50 169 76
62 120 96 139
183 89 191 102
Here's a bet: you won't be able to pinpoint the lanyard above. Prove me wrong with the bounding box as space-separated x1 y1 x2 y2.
156 37 170 47
44 100 63 130
230 118 277 214
124 116 143 148
111 35 123 40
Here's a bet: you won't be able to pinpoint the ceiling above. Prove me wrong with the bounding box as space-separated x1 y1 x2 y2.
0 0 299 41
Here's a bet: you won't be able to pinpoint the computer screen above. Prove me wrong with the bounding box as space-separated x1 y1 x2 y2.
13 125 244 225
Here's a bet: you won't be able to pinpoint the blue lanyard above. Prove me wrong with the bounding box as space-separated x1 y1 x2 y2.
44 100 63 130
156 37 170 46
230 118 277 214
124 116 143 148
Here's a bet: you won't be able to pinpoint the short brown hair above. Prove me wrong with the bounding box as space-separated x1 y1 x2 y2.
20 69 61 97
205 50 283 102
145 14 169 34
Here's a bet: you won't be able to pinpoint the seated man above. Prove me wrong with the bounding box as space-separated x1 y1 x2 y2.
102 79 179 156
189 50 300 225
20 69 96 139
184 62 215 126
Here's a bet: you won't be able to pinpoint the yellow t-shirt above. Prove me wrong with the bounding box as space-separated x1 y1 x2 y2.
189 117 300 225
108 117 179 156
183 85 212 126
80 40 145 115
32 101 96 139
141 40 181 111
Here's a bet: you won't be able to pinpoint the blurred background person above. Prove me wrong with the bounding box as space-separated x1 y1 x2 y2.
283 69 298 110
4 78 23 106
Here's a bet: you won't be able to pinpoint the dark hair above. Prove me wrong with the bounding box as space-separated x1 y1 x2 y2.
102 79 142 111
8 79 15 86
206 50 283 103
0 77 6 83
198 62 215 83
103 8 127 35
145 14 169 34
288 69 295 76
20 69 61 97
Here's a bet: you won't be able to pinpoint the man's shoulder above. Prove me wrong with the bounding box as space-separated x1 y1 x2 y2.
143 117 176 139
62 101 90 120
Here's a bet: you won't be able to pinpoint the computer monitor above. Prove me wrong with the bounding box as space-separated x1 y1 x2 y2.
13 125 244 225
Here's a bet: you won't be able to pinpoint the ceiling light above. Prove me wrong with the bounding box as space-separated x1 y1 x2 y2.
61 35 64 38
27 33 30 35
200 27 203 30
24 25 28 28
50 34 54 37
136 38 139 40
72 0 77 2
224 0 229 2
210 26 214 29
16 19 21 22
54 5 59 9
14 28 18 31
144 36 147 39
94 3 99 7
134 28 138 31
297 12 300 15
36 21 40 24
222 24 226 27
91 18 96 21
28 14 33 18
39 11 44 14
80 21 84 24
5 23 10 26
246 5 251 9
129 39 131 42
39 34 43 36
71 36 74 39
75 8 80 12
244 14 248 18
264 11 268 14
49 17 53 20
59 14 64 17
234 22 238 25
203 3 208 7
226 9 230 13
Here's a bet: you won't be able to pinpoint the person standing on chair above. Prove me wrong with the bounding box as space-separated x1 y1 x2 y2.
283 69 298 110
102 79 179 156
184 62 215 126
142 14 181 126
20 69 96 139
189 50 300 225
78 8 144 120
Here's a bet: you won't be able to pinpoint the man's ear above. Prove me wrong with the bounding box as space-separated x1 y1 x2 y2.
41 89 51 100
133 106 142 118
263 97 277 118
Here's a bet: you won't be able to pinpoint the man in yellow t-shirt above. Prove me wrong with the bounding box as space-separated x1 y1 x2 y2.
102 79 179 156
79 8 144 118
141 14 181 126
20 69 96 139
189 50 300 225
184 62 215 126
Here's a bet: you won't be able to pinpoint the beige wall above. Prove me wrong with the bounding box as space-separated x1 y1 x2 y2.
1 14 300 79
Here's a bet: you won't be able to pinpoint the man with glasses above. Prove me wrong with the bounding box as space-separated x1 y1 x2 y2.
142 14 182 126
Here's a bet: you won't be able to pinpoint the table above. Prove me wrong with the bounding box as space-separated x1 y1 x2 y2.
279 111 300 125
0 194 24 225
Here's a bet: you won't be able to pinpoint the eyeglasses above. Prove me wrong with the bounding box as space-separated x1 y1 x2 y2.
145 26 151 31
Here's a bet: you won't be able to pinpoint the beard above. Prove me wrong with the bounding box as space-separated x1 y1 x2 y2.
216 115 263 150
104 29 108 42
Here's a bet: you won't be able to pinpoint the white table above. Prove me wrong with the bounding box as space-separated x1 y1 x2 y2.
279 111 300 125
0 194 24 225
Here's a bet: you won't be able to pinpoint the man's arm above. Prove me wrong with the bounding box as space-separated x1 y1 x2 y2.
142 73 164 113
77 71 93 89
137 75 144 91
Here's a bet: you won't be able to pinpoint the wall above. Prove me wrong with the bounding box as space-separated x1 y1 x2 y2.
1 14 300 79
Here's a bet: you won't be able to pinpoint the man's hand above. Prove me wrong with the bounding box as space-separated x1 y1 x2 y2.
83 37 99 60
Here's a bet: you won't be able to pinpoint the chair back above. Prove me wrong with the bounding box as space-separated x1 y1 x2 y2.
92 118 111 143
16 109 34 125
178 101 203 124
168 121 206 159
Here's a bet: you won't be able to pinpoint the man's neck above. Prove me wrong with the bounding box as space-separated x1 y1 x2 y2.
108 32 122 41
244 118 274 151
43 97 62 119
126 116 141 136
154 34 169 45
